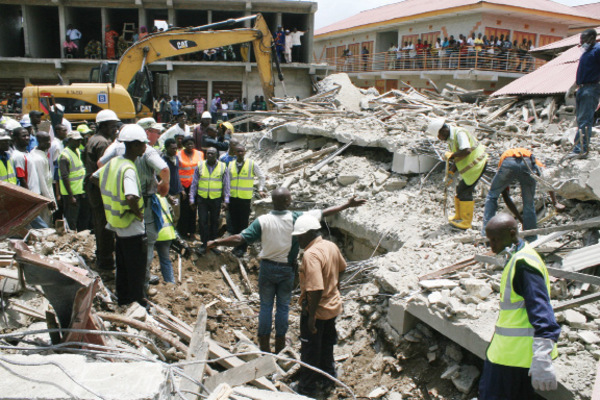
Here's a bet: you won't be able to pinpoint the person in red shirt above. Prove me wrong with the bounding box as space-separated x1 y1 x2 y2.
104 25 118 59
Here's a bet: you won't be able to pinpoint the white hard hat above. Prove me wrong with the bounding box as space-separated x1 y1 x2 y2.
137 117 163 131
0 130 10 141
118 124 149 143
292 214 321 236
67 131 83 140
201 111 212 119
96 109 120 124
427 118 446 136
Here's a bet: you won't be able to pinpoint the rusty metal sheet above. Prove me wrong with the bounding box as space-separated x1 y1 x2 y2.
0 181 51 240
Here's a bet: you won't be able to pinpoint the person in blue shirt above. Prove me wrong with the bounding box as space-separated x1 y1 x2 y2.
170 95 182 118
567 28 600 157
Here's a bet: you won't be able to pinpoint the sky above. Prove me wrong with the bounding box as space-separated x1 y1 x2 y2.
313 0 600 29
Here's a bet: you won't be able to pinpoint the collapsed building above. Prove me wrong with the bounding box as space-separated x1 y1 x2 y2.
1 73 600 400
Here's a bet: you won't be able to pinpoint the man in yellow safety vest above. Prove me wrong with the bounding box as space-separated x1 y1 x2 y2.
479 213 560 399
59 130 85 230
190 147 230 255
0 130 17 184
428 118 488 230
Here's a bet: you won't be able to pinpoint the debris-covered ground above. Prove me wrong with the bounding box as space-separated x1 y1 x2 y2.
1 73 600 399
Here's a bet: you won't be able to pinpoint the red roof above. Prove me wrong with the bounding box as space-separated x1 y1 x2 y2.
492 46 580 96
575 3 600 20
316 0 595 37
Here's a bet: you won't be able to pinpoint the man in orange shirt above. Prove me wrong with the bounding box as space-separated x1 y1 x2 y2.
292 214 347 398
177 136 204 239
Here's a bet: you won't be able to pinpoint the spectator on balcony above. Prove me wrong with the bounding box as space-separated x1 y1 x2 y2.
251 95 261 111
401 42 410 69
290 27 306 62
395 45 403 69
342 48 353 72
104 25 119 60
117 35 129 58
387 43 397 69
274 26 286 63
466 33 476 67
361 46 369 71
203 48 217 61
284 30 293 63
525 39 535 72
474 33 484 67
259 96 267 111
139 26 149 41
84 39 102 59
63 37 78 58
415 39 424 69
434 38 442 68
448 35 458 68
66 24 82 50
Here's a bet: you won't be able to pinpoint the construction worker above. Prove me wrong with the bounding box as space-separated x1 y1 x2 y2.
207 187 365 354
216 119 234 137
59 131 85 230
479 213 560 399
428 118 488 229
85 109 120 270
292 214 346 398
98 118 170 295
189 147 230 255
91 124 148 307
482 148 566 240
155 194 176 284
0 130 17 184
228 144 266 257
177 136 204 239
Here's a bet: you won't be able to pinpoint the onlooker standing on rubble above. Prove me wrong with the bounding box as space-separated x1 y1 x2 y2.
566 28 600 158
162 138 184 225
428 118 488 230
190 147 230 255
170 95 182 118
219 137 239 166
10 127 33 189
84 109 120 270
207 187 365 353
59 131 85 230
193 111 212 151
479 213 560 399
201 127 229 152
92 124 148 308
28 131 57 227
481 148 566 240
177 136 204 239
292 213 346 398
0 131 16 184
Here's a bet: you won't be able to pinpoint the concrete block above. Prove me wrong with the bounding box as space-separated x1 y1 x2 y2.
451 365 480 394
391 152 438 174
564 309 587 328
271 126 303 143
0 354 169 400
387 297 418 335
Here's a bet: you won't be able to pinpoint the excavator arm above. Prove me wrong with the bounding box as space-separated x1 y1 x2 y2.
115 14 275 105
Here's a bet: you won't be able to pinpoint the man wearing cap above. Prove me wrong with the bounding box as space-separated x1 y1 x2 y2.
98 117 170 294
137 117 163 149
292 213 346 398
159 113 189 149
59 131 85 230
428 118 488 230
0 130 16 184
27 111 43 151
208 187 365 354
92 124 148 307
85 109 120 270
193 111 212 151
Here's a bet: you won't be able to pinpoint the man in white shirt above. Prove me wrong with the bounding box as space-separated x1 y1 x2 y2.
158 113 190 148
290 27 306 62
29 131 57 225
66 24 82 49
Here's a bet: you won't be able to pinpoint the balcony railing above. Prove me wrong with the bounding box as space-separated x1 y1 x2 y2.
325 48 545 74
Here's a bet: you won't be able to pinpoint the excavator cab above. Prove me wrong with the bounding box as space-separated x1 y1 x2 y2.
89 61 117 83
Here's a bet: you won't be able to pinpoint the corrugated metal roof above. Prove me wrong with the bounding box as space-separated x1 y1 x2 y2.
315 0 597 37
492 46 580 96
575 3 600 20
561 243 600 272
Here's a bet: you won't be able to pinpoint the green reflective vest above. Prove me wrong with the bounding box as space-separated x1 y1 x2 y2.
59 147 85 196
197 160 225 199
157 195 176 242
98 157 144 229
0 159 17 184
229 159 255 200
448 127 488 186
487 243 558 368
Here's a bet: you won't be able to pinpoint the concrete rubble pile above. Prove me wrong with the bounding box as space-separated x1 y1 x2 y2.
239 73 600 398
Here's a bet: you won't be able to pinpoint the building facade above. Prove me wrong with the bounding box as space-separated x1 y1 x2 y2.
0 0 320 102
313 0 600 94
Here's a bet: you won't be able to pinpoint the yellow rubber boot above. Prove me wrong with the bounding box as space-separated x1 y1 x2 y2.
449 196 460 222
449 201 474 230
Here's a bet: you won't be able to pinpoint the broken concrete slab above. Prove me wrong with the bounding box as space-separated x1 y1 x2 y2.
392 153 439 174
419 279 459 290
0 354 169 399
564 310 587 329
451 365 480 394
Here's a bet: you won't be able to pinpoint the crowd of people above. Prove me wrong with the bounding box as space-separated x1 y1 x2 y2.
342 32 537 73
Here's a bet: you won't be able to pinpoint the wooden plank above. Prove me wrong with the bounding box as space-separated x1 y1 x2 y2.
310 141 353 173
207 383 233 400
208 339 277 391
520 218 600 238
221 265 245 301
237 259 253 293
268 145 338 173
180 306 208 400
203 356 278 392
529 99 539 124
546 267 600 286
418 256 476 281
554 292 600 312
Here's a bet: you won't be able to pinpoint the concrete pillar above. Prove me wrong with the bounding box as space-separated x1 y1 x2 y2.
275 12 282 29
101 7 108 56
21 5 31 57
58 5 66 58
207 80 213 100
306 12 315 64
138 7 146 32
168 8 175 26
207 10 212 24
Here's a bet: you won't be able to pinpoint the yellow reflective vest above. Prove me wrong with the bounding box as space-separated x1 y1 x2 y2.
59 147 85 195
197 160 225 199
0 158 17 184
98 157 144 229
487 243 558 368
157 195 176 242
229 159 255 200
448 126 488 186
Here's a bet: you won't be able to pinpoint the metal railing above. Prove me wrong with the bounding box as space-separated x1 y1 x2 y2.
326 48 545 74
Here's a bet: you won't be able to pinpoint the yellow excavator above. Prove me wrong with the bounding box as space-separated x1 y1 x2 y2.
22 14 280 121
